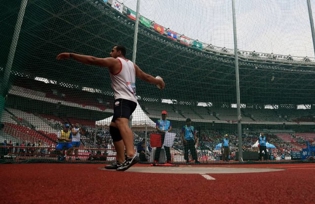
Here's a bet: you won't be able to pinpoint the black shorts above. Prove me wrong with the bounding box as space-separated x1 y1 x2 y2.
111 99 137 122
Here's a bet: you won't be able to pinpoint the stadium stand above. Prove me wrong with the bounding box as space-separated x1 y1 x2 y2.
191 106 218 120
14 78 109 111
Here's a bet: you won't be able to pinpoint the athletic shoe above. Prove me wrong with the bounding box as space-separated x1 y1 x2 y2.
195 161 201 164
151 160 158 166
105 162 121 169
116 155 139 171
75 158 80 161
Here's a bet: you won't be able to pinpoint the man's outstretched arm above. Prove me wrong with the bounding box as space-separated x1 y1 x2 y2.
135 64 165 89
56 52 117 69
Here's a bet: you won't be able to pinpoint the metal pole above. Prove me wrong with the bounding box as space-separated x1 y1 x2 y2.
231 0 243 162
1 0 28 96
0 0 28 121
144 123 148 158
307 0 315 57
132 0 140 63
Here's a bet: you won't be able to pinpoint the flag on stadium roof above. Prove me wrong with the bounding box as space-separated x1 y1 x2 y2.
126 8 136 20
140 16 152 28
153 23 165 35
111 0 123 13
192 40 203 49
179 35 191 46
167 29 178 41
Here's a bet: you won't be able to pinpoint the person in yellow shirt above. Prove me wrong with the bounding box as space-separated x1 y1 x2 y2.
56 123 73 161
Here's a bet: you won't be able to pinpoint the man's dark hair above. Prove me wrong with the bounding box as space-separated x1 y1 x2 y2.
116 45 126 56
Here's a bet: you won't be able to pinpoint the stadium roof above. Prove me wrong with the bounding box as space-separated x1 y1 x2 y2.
2 0 315 105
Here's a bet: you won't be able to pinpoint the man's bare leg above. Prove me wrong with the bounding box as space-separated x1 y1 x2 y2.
110 122 126 163
113 140 125 163
114 118 135 158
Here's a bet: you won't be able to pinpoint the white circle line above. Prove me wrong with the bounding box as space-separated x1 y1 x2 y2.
200 174 216 180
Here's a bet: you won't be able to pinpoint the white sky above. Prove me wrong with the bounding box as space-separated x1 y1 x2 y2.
120 0 315 58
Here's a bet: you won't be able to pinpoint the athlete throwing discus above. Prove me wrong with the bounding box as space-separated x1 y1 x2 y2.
56 45 165 171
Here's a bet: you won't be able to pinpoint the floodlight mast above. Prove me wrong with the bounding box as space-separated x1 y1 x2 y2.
307 0 315 57
132 0 141 63
232 0 243 162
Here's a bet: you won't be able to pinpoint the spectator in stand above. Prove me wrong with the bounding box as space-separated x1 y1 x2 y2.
137 139 151 162
31 143 35 156
3 140 7 155
14 142 18 154
7 140 13 155
26 142 31 156
48 144 55 156
56 123 73 161
80 126 88 137
36 140 42 157
258 132 267 161
20 141 26 156
70 123 81 160
88 150 107 161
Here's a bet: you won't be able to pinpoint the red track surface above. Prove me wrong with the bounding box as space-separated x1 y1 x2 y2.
1 163 314 204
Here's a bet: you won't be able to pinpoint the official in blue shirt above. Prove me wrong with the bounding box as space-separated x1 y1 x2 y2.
181 118 200 164
222 134 230 161
258 132 267 160
154 110 172 164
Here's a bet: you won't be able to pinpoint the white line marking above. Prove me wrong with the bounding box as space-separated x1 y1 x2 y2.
288 168 315 170
200 174 215 180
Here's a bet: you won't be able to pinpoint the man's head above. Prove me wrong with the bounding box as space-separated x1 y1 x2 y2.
63 123 70 132
224 134 229 138
110 45 126 58
161 110 167 120
186 118 191 126
80 126 87 135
